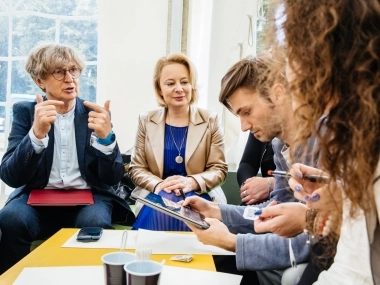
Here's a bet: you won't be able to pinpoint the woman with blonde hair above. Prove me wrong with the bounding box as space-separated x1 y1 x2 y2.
128 53 228 231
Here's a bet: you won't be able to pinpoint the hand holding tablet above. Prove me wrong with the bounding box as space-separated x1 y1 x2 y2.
131 187 210 229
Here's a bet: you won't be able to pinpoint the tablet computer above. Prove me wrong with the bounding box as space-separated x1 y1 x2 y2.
131 187 210 229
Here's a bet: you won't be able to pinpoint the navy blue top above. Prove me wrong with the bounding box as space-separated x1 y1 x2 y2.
163 124 187 178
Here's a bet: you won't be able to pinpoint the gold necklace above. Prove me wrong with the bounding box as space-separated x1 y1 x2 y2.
168 124 188 164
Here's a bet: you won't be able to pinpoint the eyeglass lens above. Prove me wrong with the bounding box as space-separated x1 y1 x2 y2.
51 68 81 80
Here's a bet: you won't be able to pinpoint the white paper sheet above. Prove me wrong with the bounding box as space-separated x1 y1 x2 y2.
13 265 242 285
61 229 235 255
13 266 103 285
61 229 138 249
136 229 235 255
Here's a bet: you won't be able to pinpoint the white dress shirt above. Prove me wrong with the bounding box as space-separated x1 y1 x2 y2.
29 105 116 189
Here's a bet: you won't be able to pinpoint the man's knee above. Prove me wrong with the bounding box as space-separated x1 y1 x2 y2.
0 205 35 230
74 205 113 228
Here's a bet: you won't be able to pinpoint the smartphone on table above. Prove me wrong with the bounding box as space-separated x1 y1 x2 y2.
76 227 103 242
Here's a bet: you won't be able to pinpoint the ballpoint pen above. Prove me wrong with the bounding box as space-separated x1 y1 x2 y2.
267 170 329 184
179 189 191 209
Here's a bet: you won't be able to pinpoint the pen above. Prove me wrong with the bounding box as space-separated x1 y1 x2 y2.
267 170 330 184
179 189 186 200
179 189 191 209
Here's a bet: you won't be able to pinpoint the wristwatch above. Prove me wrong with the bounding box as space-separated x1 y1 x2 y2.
96 131 116 145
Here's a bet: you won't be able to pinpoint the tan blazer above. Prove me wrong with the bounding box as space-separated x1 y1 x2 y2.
128 105 228 194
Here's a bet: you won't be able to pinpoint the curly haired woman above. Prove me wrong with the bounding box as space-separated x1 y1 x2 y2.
278 0 380 284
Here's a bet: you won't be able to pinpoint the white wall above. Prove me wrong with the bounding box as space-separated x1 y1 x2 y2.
188 0 258 170
187 0 213 110
97 0 169 152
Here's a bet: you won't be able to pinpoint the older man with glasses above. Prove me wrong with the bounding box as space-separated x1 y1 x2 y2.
0 43 135 274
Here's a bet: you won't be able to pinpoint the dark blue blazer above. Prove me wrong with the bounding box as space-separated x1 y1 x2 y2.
0 96 135 225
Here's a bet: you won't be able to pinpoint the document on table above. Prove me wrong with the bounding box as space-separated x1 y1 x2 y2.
13 265 242 285
61 229 138 249
62 229 235 255
136 229 235 255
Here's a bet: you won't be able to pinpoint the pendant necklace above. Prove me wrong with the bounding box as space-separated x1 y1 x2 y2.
169 123 188 164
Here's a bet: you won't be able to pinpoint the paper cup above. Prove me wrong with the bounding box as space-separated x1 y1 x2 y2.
102 252 137 285
124 260 163 285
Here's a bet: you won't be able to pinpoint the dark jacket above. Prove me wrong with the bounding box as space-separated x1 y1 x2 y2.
0 97 135 225
237 133 275 186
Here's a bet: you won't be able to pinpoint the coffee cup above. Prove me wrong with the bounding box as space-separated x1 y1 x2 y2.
102 252 137 285
124 260 163 285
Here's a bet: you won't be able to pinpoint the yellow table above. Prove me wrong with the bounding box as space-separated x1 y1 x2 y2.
0 228 216 284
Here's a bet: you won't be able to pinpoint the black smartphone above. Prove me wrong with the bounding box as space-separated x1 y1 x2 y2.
76 227 103 242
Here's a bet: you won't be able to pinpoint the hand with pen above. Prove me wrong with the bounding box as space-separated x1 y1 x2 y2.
254 163 341 238
181 195 222 221
288 163 342 211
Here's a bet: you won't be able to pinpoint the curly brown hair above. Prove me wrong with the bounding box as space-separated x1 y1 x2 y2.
281 0 380 216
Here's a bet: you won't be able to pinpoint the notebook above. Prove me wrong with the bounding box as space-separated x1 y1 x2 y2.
27 189 94 206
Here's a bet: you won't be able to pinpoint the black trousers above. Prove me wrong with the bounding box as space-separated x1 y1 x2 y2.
297 241 333 285
213 255 261 285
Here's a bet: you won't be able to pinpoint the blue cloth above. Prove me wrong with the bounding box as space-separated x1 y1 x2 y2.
132 124 212 231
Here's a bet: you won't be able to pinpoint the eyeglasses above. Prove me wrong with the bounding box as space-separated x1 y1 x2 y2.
50 67 81 81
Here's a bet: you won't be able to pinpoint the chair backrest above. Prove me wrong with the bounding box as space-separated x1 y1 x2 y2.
115 152 135 204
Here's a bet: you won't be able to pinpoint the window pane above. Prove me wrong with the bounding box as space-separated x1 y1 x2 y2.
0 106 5 149
60 20 98 61
0 1 8 11
256 0 270 53
10 60 40 96
80 65 97 102
0 16 8 56
17 0 98 16
0 62 7 102
12 16 56 57
16 1 47 13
